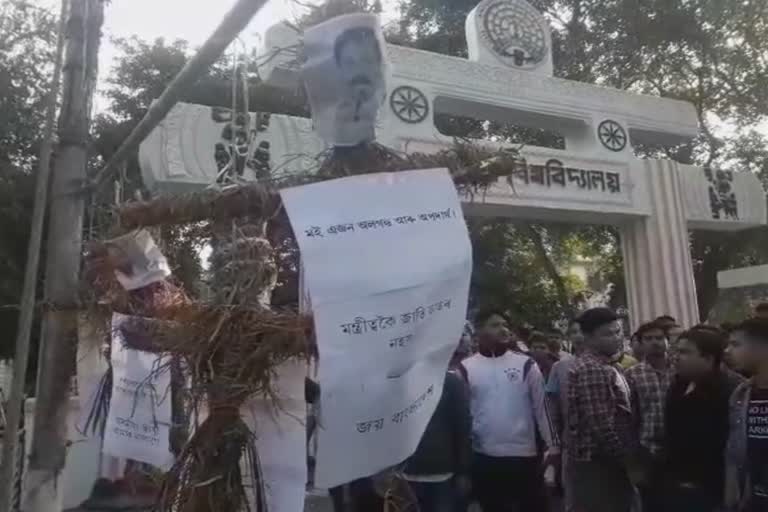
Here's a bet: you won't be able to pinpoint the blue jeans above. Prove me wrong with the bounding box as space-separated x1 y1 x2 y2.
408 479 455 512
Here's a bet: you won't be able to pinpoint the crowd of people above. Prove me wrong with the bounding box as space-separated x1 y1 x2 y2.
333 304 768 512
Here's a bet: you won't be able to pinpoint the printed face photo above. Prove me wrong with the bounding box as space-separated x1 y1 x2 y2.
333 27 384 125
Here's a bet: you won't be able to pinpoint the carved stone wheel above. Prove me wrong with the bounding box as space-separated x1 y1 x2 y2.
598 119 628 152
390 86 430 124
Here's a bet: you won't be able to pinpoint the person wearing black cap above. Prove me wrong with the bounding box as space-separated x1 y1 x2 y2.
567 307 636 512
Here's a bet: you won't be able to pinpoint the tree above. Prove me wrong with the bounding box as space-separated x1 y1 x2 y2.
92 37 220 292
93 37 313 294
397 0 768 321
0 0 58 360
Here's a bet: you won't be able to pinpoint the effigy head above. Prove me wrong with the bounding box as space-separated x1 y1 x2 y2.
302 13 388 147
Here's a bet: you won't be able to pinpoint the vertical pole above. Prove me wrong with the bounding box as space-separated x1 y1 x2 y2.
23 0 103 510
0 0 68 510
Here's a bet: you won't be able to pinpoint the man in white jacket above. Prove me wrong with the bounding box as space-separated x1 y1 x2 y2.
462 309 560 512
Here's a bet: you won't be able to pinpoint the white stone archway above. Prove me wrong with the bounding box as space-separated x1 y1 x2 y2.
139 0 767 328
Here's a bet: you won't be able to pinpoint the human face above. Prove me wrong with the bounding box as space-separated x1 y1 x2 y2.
547 334 563 353
676 337 714 379
585 320 623 357
337 39 383 120
477 314 510 353
727 330 768 375
568 323 584 347
726 330 750 372
530 341 550 359
640 327 668 358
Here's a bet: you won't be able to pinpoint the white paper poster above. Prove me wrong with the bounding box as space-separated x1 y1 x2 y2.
102 313 174 469
281 168 472 488
243 359 308 512
106 230 172 291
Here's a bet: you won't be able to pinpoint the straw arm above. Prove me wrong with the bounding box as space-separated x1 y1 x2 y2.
117 183 282 231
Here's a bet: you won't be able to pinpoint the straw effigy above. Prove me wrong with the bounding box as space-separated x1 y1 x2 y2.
81 231 311 512
148 304 311 512
81 138 521 512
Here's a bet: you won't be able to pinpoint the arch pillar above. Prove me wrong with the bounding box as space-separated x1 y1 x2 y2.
620 159 699 329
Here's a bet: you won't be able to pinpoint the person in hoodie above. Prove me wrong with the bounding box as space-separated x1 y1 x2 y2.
401 365 472 512
461 308 560 512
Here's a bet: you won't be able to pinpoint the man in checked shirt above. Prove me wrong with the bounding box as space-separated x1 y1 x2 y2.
567 307 637 512
625 320 672 512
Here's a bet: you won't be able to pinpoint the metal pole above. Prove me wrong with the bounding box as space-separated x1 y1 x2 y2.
91 0 270 191
0 0 68 510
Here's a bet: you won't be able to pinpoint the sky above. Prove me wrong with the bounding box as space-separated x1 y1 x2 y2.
31 0 754 138
97 0 309 60
27 0 303 108
32 0 308 59
34 0 399 110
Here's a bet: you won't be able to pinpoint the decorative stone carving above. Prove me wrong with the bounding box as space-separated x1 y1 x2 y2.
704 167 738 220
680 165 768 231
597 120 628 152
678 164 764 230
477 0 547 68
138 103 326 193
466 0 553 75
389 86 429 123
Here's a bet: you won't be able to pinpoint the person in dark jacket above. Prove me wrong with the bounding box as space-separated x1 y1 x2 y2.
401 370 472 512
663 325 743 512
725 318 768 512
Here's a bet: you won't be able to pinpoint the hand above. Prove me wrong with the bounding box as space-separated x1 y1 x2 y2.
455 475 472 497
542 449 561 472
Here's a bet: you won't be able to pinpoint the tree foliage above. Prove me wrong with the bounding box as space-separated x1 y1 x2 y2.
0 0 58 359
91 37 226 293
397 0 768 321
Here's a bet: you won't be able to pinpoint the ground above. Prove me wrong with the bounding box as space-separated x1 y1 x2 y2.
63 491 335 512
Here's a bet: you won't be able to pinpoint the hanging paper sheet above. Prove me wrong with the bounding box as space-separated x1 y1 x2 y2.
281 168 472 488
242 359 308 512
302 13 387 147
102 313 174 469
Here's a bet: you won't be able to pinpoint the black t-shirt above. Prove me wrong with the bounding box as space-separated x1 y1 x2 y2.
748 387 768 511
